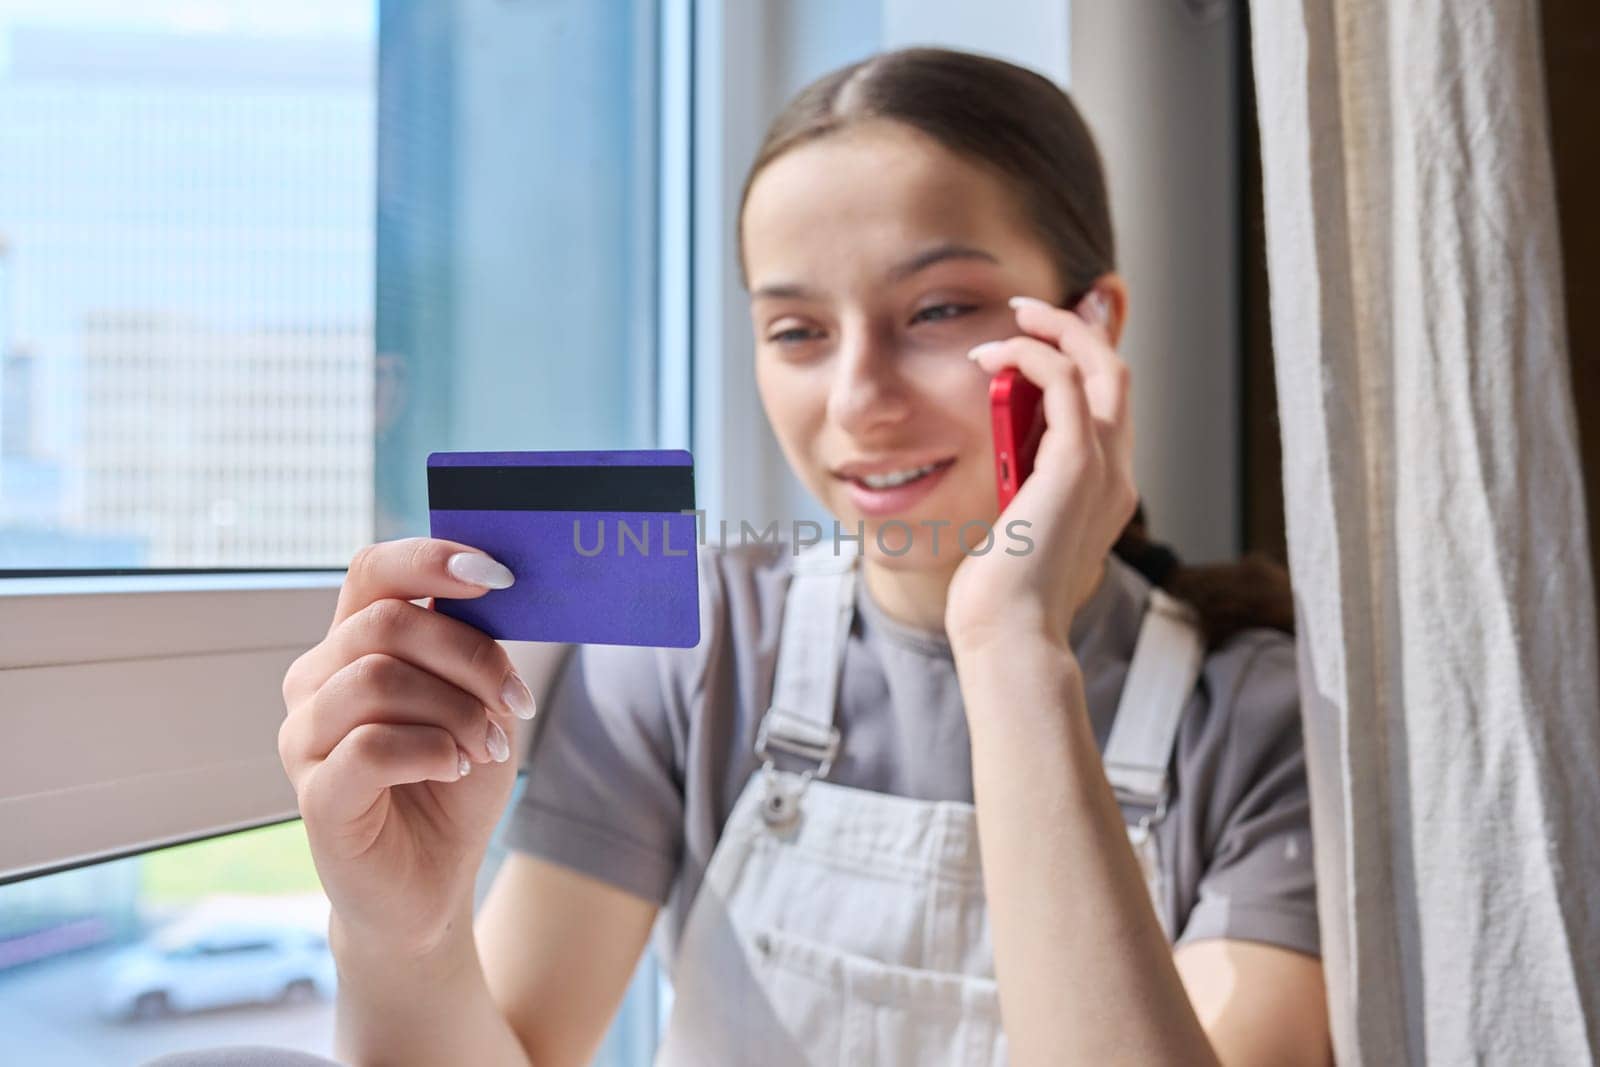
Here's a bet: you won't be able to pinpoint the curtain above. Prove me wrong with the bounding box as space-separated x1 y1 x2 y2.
1248 1 1600 1063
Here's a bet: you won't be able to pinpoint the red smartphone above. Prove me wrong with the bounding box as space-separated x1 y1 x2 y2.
990 291 1104 510
990 367 1044 512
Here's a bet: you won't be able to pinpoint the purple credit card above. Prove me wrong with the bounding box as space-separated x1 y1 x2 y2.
427 450 700 648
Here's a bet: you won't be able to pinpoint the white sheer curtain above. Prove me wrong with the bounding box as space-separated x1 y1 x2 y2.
1249 1 1600 1063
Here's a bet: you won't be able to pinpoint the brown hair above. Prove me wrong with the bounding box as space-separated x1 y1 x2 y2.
736 48 1111 302
739 47 1293 651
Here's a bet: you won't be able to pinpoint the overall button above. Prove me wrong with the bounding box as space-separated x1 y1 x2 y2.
762 785 801 827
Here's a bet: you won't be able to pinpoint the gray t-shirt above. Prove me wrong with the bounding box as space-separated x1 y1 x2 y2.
502 541 1319 965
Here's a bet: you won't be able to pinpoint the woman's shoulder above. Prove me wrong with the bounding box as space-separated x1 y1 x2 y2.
1187 625 1304 782
699 535 798 586
1097 554 1301 753
546 545 787 706
642 539 800 677
1200 626 1299 720
569 539 803 693
695 537 798 630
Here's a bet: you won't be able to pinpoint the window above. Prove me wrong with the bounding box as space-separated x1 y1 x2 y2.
374 5 673 1060
373 0 662 532
2 0 671 1062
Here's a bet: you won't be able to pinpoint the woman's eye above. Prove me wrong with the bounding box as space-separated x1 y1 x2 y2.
768 325 820 345
911 302 976 325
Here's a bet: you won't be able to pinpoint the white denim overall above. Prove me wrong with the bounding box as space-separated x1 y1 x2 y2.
656 542 1204 1067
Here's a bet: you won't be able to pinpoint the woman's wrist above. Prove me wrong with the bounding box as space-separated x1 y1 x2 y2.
330 898 479 978
329 900 534 1067
951 625 1077 674
952 630 1084 726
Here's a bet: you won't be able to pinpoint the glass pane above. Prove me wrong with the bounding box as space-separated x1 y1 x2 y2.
0 3 376 570
377 3 667 1063
374 0 659 538
0 823 336 1064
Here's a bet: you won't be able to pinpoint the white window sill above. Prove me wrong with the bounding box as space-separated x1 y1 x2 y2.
0 573 574 883
0 575 344 881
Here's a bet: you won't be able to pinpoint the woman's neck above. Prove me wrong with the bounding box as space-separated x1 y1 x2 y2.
861 557 959 635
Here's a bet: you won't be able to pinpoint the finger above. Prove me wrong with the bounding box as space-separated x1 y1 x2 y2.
1007 363 1103 545
298 723 471 833
1034 359 1101 473
334 538 515 631
289 597 536 721
297 652 512 768
968 336 1098 462
967 333 1073 381
1009 296 1132 457
1008 295 1110 366
1010 296 1128 398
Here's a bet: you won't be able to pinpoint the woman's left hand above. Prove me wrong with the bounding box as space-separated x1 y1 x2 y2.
944 293 1138 654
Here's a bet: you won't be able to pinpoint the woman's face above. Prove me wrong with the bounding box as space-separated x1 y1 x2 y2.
742 119 1065 574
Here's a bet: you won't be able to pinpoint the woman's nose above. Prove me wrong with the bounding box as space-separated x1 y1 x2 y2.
826 325 913 435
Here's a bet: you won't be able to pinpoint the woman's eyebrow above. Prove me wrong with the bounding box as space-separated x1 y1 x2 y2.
887 243 999 282
750 280 822 301
749 244 998 301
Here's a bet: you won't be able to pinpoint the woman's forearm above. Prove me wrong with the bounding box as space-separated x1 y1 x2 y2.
954 635 1218 1066
330 901 533 1067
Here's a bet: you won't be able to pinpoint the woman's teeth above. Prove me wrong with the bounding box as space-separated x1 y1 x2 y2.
859 461 945 489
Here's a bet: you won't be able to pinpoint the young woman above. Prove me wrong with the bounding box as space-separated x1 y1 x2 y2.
279 48 1330 1066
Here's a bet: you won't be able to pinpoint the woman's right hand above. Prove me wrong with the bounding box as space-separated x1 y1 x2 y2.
278 537 540 957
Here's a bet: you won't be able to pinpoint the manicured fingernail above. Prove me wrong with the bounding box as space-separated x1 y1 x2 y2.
447 552 514 589
502 672 538 720
457 748 473 778
1008 295 1054 311
967 340 1007 362
486 718 511 763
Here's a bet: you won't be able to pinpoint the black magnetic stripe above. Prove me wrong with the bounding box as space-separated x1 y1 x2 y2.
427 464 695 512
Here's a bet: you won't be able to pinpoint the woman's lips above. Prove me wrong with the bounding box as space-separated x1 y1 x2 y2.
842 459 956 518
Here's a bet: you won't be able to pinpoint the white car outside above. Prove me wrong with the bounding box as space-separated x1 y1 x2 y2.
100 916 337 1020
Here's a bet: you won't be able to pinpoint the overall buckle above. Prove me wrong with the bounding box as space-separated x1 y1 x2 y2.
754 709 840 828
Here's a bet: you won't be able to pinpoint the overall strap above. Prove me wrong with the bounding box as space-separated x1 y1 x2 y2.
1102 587 1205 818
754 539 859 779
